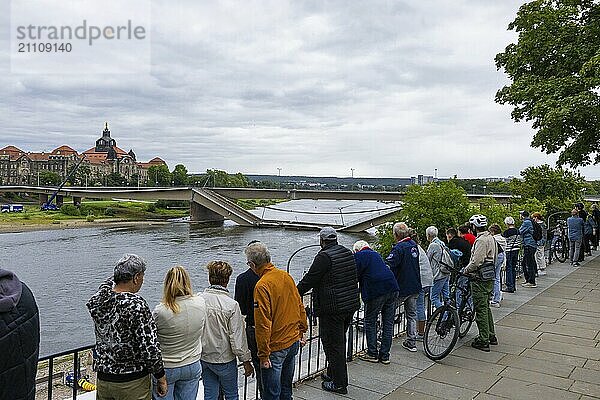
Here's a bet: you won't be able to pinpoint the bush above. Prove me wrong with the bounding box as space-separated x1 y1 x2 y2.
104 207 116 216
146 204 157 213
60 204 81 216
86 214 95 222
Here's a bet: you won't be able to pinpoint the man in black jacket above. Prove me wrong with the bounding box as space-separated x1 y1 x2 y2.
297 227 360 395
0 269 40 400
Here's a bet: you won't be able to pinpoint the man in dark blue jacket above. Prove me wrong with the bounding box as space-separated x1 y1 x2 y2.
353 240 399 364
0 269 39 400
386 222 422 352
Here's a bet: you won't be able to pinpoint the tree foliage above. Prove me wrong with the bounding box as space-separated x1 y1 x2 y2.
510 164 584 216
375 181 472 256
39 171 61 186
148 165 172 186
172 164 189 186
495 0 600 167
203 169 250 188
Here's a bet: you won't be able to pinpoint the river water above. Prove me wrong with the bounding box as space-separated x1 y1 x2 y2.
0 200 387 356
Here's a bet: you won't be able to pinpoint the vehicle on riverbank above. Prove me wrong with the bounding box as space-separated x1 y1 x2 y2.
1 203 24 212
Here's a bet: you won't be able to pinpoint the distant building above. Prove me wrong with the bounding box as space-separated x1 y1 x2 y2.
0 122 166 185
485 176 515 183
411 175 435 185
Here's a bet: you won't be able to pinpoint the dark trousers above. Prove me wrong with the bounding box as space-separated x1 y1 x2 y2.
505 249 518 291
522 246 537 285
246 326 264 397
319 312 353 389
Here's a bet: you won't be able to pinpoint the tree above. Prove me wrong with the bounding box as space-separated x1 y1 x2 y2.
495 0 600 167
105 172 127 186
203 169 250 187
148 165 172 186
375 181 472 256
510 164 584 216
39 171 60 186
172 164 188 186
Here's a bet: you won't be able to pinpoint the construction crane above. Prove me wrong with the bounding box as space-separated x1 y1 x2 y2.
41 155 87 211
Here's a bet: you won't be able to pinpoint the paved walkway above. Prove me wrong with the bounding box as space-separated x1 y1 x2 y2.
294 255 600 400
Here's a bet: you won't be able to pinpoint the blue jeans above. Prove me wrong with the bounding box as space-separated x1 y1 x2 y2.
398 294 418 346
261 341 299 400
201 359 238 400
364 291 398 361
455 275 473 311
430 276 449 309
492 252 504 303
153 361 201 400
416 286 430 321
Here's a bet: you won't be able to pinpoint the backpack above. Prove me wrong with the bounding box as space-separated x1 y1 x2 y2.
531 219 543 241
438 244 458 274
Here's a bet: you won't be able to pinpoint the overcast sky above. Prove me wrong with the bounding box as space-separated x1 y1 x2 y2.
1 0 598 179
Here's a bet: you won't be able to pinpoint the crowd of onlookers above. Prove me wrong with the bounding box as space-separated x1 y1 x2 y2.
2 203 599 400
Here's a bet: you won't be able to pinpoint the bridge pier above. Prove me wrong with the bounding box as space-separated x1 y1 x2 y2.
39 194 48 205
73 197 82 207
190 202 225 224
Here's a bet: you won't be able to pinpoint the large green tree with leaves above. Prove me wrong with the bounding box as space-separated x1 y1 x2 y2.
495 0 600 167
510 164 584 216
148 165 173 186
375 181 472 256
172 164 189 186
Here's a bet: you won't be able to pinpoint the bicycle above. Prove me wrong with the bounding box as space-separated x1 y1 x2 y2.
549 221 568 264
423 267 475 361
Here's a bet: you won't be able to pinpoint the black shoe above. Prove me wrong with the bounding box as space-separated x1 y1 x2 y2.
489 335 498 345
502 288 515 293
320 372 332 382
471 339 490 352
322 381 348 394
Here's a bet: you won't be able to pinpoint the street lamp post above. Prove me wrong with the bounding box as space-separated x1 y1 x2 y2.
434 168 438 181
350 168 355 178
472 184 476 195
483 185 487 195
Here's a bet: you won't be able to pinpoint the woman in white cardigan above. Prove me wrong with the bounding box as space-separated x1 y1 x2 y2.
153 266 207 400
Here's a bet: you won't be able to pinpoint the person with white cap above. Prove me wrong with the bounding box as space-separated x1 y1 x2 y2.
352 240 399 364
297 227 360 395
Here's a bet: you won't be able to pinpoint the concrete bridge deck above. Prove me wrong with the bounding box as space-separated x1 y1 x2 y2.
294 255 600 400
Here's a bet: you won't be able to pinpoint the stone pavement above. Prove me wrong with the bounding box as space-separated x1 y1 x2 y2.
294 255 600 400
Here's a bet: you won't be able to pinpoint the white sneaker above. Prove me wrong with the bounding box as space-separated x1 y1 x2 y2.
489 301 501 308
538 269 547 276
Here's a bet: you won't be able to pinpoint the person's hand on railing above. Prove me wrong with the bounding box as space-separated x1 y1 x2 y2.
243 360 255 377
155 376 168 397
300 335 307 347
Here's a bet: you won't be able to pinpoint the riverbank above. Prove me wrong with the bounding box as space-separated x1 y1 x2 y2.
0 219 175 234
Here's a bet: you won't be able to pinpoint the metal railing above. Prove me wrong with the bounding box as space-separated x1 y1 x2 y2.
37 243 427 399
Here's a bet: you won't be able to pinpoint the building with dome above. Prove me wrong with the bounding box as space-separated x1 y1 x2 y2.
0 123 167 185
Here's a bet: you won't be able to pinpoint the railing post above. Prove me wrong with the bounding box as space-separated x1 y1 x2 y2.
73 350 79 400
47 358 53 400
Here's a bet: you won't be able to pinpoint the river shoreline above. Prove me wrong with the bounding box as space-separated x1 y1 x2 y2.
0 219 174 234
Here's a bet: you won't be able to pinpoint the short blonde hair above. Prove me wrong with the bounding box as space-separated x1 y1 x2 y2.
206 260 233 287
162 266 193 314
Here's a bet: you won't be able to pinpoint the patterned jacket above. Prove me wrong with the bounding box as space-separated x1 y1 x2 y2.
87 278 164 382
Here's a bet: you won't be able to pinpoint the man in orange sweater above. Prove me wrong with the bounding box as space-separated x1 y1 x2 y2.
245 242 308 400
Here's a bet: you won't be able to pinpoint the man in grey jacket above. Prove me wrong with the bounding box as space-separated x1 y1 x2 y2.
462 215 498 352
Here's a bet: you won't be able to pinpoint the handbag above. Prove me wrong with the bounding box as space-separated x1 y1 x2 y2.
478 261 496 281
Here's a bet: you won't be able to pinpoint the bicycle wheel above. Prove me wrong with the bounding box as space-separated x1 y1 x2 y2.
458 301 474 338
424 306 460 361
554 238 567 263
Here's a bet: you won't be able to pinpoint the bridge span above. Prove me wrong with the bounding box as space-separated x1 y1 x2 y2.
0 185 408 232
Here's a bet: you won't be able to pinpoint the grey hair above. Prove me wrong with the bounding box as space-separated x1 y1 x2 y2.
393 222 410 239
426 226 438 239
114 254 147 284
244 242 271 267
352 240 370 253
